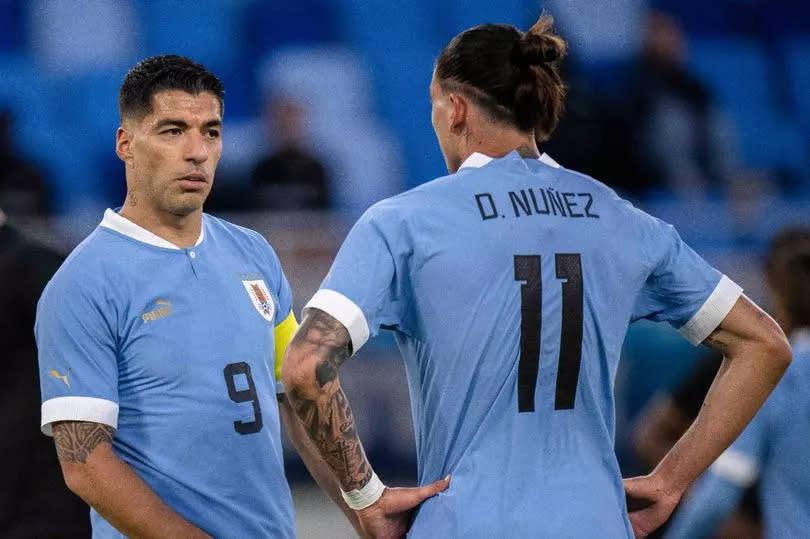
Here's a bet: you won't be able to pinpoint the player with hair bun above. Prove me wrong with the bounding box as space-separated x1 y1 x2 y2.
283 15 791 538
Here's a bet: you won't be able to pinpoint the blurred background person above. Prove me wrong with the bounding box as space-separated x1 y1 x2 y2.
626 11 741 198
666 227 810 538
633 349 763 538
251 94 331 210
0 208 90 538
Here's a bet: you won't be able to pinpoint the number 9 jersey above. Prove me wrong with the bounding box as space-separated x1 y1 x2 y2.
35 210 297 538
305 151 743 538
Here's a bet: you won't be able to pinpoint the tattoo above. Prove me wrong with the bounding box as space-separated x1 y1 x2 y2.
53 421 114 464
303 308 352 387
287 309 371 491
516 143 540 159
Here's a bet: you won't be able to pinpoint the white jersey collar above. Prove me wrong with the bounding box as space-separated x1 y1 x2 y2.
458 151 561 171
99 209 204 249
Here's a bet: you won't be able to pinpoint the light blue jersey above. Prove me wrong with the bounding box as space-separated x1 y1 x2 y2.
36 210 297 538
666 329 810 539
306 151 742 538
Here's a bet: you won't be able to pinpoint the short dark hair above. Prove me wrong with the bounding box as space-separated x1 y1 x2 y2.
435 14 567 141
765 226 810 328
118 55 224 122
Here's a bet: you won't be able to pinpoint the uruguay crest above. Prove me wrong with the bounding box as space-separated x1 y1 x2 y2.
242 279 275 322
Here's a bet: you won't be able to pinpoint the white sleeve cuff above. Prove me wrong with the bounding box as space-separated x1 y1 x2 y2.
304 289 370 355
679 275 743 345
41 396 119 436
711 447 759 487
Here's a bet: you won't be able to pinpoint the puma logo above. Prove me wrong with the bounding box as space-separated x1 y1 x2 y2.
50 369 70 388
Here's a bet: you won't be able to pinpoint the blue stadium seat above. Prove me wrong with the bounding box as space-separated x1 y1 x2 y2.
784 38 810 139
336 0 446 188
690 38 808 178
138 0 242 73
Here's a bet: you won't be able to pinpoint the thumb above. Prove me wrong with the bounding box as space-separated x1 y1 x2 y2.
390 475 451 511
623 476 648 496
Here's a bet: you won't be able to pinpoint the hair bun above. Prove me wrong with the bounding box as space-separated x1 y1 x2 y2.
511 34 559 67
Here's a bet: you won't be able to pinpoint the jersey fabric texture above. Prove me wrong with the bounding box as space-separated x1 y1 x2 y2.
666 328 810 539
306 151 742 538
36 210 296 538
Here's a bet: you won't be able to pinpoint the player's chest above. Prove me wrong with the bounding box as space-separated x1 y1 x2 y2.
116 262 279 378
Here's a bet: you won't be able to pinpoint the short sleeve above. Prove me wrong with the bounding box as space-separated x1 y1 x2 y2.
632 219 742 345
304 207 407 355
35 278 119 436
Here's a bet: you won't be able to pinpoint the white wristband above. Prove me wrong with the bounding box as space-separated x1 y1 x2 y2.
341 472 386 510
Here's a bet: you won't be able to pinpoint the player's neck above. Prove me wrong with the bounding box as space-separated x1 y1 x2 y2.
459 129 539 166
119 200 202 249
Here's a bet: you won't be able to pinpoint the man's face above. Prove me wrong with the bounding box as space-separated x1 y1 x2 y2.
430 73 462 174
119 90 222 217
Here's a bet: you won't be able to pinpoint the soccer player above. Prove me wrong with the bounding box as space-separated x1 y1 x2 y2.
666 227 810 539
35 55 359 538
281 15 792 538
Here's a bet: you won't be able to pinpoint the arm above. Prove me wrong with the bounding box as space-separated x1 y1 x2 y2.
53 421 209 539
624 296 790 537
282 308 449 538
277 393 365 536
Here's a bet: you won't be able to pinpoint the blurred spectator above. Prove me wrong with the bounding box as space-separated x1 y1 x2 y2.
542 63 641 198
632 350 762 538
250 95 331 210
0 110 50 216
626 11 741 197
0 209 90 537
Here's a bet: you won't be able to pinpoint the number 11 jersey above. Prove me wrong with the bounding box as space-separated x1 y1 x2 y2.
306 151 742 538
36 210 297 538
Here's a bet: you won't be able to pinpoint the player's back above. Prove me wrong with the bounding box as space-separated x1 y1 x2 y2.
371 152 732 537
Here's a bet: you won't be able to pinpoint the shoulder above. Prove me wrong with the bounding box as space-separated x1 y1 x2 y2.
204 213 276 250
203 213 283 269
39 228 119 309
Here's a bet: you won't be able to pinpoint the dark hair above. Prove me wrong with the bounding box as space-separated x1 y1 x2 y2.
435 14 567 141
118 55 224 122
765 226 810 328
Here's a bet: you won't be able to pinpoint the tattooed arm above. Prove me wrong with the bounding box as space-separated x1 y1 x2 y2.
624 295 791 538
282 308 449 538
53 421 209 539
277 394 365 536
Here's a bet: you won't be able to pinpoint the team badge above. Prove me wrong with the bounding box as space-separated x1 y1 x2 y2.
242 279 275 322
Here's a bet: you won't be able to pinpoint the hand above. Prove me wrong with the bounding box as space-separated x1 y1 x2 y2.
624 474 682 538
356 476 450 539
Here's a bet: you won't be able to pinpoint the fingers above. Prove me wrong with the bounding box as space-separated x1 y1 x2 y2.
385 475 452 512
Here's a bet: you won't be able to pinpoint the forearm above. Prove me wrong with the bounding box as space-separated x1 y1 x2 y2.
287 375 374 492
652 342 787 494
282 308 375 494
54 422 208 539
278 395 365 535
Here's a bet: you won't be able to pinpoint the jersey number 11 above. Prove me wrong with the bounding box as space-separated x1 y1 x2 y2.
514 254 583 413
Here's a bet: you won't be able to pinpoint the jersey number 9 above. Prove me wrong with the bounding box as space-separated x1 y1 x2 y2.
223 361 264 434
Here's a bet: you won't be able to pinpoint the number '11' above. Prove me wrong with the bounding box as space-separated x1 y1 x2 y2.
514 254 583 412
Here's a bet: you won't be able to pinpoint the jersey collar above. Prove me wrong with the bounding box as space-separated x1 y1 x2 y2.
99 209 204 250
458 151 561 171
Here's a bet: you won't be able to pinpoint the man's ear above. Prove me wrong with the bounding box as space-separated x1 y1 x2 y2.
448 93 468 133
115 126 133 162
